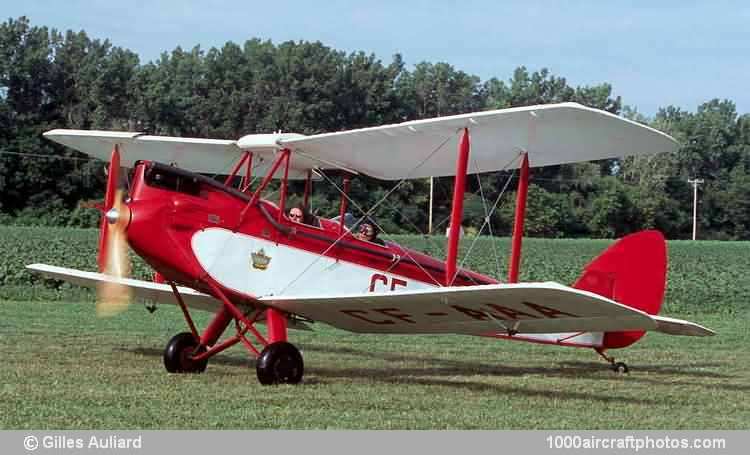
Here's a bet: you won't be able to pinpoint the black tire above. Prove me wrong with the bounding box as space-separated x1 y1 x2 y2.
164 332 208 373
612 361 629 374
256 341 304 385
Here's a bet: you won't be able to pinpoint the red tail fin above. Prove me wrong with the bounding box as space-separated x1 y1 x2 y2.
573 230 667 349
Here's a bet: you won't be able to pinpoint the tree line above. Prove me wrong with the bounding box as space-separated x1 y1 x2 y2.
1 17 749 240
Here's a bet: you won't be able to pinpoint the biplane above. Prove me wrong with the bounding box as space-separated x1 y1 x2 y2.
28 102 714 385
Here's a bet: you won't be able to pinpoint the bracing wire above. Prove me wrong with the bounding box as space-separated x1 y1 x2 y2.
315 169 444 287
277 132 458 293
451 153 522 285
472 160 504 280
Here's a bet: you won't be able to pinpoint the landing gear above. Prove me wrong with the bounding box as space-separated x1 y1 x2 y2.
164 332 208 373
595 348 629 374
166 281 303 384
256 342 304 385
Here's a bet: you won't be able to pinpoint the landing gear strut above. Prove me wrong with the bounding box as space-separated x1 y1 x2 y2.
164 281 304 384
595 348 629 374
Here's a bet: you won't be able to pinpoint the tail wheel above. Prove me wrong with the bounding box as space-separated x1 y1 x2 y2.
595 348 629 374
164 332 208 373
612 362 629 374
256 341 304 385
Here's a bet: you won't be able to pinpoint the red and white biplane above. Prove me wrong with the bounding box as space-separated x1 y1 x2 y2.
29 103 713 384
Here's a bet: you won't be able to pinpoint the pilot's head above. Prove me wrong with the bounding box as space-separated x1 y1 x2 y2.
289 207 304 222
358 222 377 241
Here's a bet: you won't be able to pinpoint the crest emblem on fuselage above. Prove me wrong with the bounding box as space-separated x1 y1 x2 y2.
251 248 271 270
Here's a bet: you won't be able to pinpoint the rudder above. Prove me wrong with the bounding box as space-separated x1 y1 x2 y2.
572 230 667 349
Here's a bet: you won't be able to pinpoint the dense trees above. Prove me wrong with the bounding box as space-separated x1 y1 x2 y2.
1 17 749 239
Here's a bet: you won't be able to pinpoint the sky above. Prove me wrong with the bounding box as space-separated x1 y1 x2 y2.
4 0 749 116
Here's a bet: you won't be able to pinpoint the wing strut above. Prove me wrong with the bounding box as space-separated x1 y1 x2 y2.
277 149 292 222
508 152 529 283
223 151 251 186
338 173 352 235
240 149 290 222
303 169 312 210
446 128 471 285
241 152 254 192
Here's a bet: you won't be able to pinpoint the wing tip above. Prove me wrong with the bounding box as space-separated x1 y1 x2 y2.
42 129 143 139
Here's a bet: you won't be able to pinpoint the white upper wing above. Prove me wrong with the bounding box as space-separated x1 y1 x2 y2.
44 103 677 181
278 102 679 180
42 130 320 180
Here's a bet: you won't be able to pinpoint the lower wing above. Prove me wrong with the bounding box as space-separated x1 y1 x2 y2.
263 282 714 337
28 264 221 312
28 264 713 337
27 264 318 330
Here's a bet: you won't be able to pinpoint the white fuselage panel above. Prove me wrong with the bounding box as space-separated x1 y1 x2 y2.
192 228 604 347
191 227 434 298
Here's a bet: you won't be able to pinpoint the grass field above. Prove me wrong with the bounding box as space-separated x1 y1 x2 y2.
0 227 748 429
1 302 747 429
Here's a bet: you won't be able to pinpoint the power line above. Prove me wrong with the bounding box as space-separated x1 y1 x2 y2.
0 149 97 162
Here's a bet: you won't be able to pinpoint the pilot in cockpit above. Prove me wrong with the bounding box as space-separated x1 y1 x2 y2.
355 221 384 245
288 205 319 227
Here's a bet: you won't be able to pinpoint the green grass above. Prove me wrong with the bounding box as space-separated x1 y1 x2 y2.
0 300 747 429
1 226 749 428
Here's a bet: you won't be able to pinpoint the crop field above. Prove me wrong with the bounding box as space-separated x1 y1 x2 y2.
0 226 748 429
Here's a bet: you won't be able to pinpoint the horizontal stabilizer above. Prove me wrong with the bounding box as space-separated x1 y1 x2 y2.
652 315 715 337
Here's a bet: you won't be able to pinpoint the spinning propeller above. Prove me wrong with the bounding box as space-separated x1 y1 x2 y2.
96 146 132 317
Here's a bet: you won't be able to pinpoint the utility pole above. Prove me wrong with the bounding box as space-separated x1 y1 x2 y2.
688 178 704 240
427 176 434 234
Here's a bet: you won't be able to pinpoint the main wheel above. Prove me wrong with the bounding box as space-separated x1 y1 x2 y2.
256 342 304 385
164 332 208 373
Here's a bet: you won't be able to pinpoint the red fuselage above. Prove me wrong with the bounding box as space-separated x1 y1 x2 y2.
124 161 496 306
